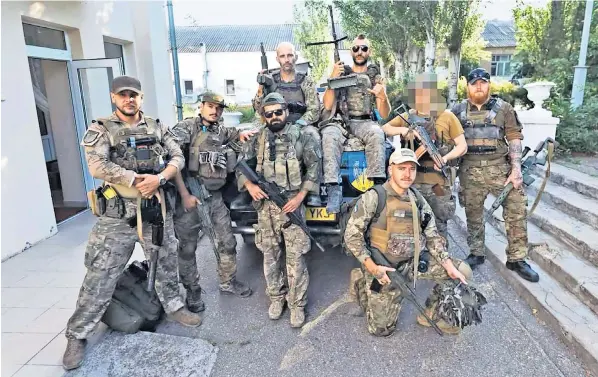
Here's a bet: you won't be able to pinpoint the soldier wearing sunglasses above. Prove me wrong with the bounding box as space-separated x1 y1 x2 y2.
237 93 320 328
321 34 391 214
450 68 539 283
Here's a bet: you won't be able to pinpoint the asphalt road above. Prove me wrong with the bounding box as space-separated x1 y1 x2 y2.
156 221 594 377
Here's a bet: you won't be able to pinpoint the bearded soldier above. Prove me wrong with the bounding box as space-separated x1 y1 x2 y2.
63 76 201 370
172 92 256 312
321 34 391 214
253 42 323 206
238 93 320 328
451 68 539 282
382 73 468 240
345 148 472 336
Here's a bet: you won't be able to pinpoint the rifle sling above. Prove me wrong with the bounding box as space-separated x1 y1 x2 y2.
529 141 554 215
256 129 267 173
407 190 421 287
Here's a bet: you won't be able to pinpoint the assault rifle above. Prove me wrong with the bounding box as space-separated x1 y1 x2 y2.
368 246 444 336
392 105 450 179
187 175 220 263
471 137 556 240
257 42 275 95
235 159 325 252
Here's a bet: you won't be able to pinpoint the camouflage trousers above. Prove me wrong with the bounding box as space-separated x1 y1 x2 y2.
458 163 528 261
66 214 184 340
413 183 456 240
321 120 386 184
173 190 238 289
353 257 472 337
301 124 323 196
254 200 311 308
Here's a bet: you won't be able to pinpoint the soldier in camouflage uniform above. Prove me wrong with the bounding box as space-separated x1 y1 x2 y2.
321 34 391 214
253 42 323 206
382 73 468 240
238 93 320 328
172 92 255 312
451 68 539 282
345 148 471 337
62 76 201 371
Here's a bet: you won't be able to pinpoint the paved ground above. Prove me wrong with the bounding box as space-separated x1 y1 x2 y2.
1 211 595 377
557 155 598 177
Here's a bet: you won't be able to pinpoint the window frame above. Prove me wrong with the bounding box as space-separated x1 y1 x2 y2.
225 79 235 96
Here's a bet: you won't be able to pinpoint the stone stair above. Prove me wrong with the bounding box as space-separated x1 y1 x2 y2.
452 162 598 373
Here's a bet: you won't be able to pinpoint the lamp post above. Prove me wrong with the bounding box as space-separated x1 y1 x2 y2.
167 0 183 121
571 0 594 109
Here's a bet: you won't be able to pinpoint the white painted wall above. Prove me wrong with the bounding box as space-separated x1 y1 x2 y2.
42 60 87 207
1 1 175 259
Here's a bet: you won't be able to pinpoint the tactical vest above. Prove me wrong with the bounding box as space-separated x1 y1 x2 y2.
368 190 422 266
272 72 306 124
187 117 229 190
345 72 374 117
256 124 303 191
455 97 509 162
402 114 455 186
100 117 167 174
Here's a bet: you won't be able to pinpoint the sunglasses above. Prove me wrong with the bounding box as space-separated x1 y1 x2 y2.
264 109 285 118
467 71 490 83
352 45 369 53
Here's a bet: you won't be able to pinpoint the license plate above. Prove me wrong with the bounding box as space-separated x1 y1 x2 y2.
305 207 336 221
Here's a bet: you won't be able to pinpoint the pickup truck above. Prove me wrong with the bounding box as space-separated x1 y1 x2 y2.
224 135 394 248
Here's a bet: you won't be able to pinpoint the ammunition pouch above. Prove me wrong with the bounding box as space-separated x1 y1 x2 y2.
105 195 125 219
287 102 307 115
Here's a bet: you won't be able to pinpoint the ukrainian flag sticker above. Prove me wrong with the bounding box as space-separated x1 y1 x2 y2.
351 172 374 192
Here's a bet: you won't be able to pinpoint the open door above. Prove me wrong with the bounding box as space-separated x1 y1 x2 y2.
68 58 123 193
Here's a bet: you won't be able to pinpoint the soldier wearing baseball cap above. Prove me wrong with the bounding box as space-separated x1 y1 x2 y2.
344 148 472 337
111 75 143 94
201 91 228 108
450 67 540 282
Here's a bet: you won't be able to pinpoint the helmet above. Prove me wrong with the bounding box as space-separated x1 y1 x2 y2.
201 91 228 108
261 92 287 111
467 68 491 85
434 280 487 328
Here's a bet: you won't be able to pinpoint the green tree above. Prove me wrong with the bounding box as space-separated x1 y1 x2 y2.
293 0 333 82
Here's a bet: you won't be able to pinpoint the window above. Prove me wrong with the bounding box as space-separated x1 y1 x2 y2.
225 79 235 95
491 54 512 77
104 42 125 74
23 23 67 50
184 80 194 95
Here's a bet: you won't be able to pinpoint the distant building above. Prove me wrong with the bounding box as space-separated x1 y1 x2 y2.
172 24 351 105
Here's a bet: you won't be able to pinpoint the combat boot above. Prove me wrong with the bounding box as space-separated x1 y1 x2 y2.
269 300 285 320
349 268 364 302
464 254 485 269
62 338 86 370
219 279 253 298
290 307 306 328
168 307 202 327
416 307 461 335
326 184 342 214
186 289 205 313
506 260 540 282
306 193 322 207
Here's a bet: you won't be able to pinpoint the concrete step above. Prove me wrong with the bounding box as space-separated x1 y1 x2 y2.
452 202 598 373
527 174 598 230
528 199 598 269
532 162 598 201
479 198 598 317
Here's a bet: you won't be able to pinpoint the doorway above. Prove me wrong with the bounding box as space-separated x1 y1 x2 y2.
29 57 88 223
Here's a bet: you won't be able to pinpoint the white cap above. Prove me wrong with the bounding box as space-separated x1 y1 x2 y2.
389 148 419 165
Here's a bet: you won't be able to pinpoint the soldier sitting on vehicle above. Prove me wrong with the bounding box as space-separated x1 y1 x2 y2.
320 34 391 215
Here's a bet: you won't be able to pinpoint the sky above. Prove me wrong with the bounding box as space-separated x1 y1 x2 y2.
172 0 551 26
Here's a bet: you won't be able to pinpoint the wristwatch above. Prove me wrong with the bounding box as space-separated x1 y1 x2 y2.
158 173 166 186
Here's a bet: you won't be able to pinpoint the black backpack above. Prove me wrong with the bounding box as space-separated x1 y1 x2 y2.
101 261 164 333
339 185 387 253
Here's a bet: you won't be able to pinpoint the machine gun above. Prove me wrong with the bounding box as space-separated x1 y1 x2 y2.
306 5 357 106
257 42 276 95
368 246 444 336
235 159 325 252
187 175 220 263
392 105 450 180
471 137 556 240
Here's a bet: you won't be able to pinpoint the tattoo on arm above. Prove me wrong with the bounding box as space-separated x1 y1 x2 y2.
509 140 523 169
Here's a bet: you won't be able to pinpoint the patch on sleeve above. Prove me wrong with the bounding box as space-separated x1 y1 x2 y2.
82 130 100 146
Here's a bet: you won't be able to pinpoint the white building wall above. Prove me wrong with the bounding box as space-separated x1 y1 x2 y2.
1 1 175 259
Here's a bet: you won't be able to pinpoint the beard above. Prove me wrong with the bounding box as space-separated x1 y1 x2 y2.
117 104 138 116
267 119 286 132
352 55 368 66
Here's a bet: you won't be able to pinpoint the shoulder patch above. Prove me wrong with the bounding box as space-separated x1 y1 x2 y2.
82 129 101 146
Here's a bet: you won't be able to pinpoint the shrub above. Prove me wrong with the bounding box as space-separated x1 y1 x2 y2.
550 96 598 154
